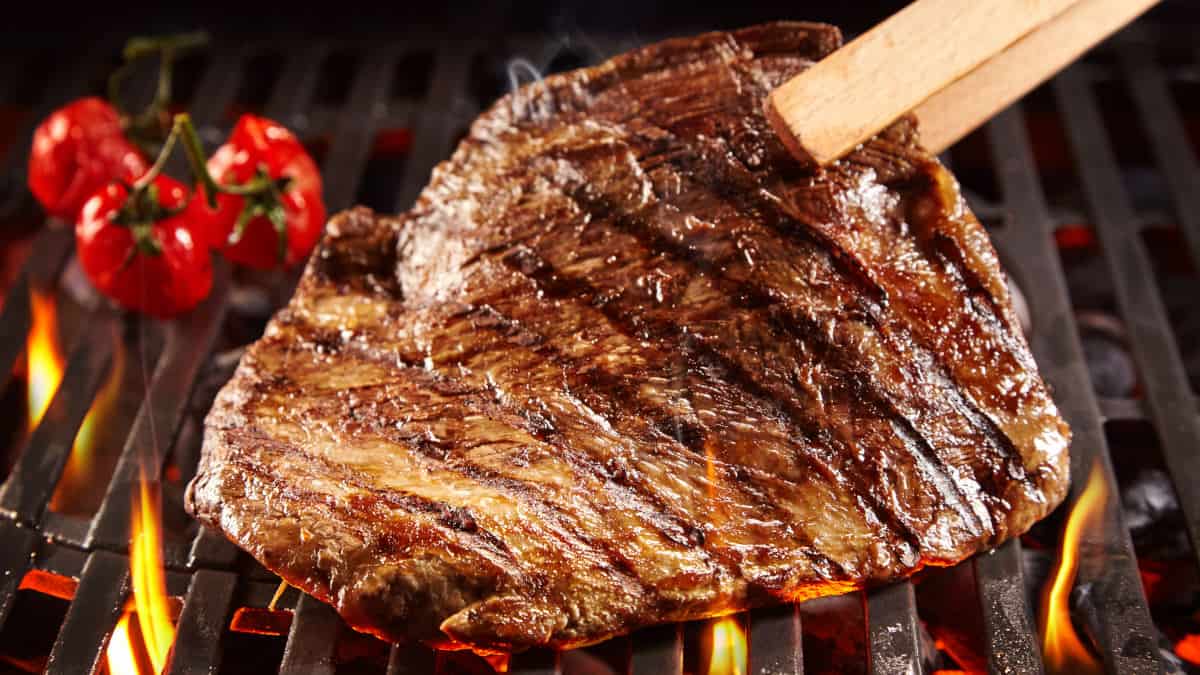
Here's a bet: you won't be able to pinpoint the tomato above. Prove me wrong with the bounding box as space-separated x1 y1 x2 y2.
28 97 149 220
197 114 325 269
76 176 212 318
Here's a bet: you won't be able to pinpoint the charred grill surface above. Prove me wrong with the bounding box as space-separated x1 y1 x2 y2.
185 22 1070 652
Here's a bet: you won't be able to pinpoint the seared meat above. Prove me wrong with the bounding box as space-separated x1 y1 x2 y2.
186 21 1070 652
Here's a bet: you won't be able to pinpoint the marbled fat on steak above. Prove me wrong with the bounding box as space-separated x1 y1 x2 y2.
186 21 1071 652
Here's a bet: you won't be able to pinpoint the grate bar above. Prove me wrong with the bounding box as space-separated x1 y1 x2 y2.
86 264 230 551
629 622 683 674
386 641 438 675
1118 44 1200 280
264 43 326 129
279 594 341 675
748 604 803 675
1054 66 1200 575
865 582 921 675
321 47 398 210
973 539 1043 674
509 648 561 675
44 550 130 675
187 526 240 569
0 227 74 394
167 569 237 675
986 103 1162 674
0 519 38 632
0 320 113 523
187 45 246 132
395 43 475 209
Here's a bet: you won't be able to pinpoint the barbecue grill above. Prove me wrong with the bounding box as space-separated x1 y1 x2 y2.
0 4 1197 673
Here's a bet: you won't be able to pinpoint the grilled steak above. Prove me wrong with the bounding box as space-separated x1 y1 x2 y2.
186 21 1071 652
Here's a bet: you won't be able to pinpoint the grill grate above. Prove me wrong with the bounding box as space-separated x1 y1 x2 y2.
0 18 1195 675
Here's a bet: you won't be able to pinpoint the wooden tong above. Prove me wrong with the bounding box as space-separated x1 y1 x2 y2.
766 0 1160 165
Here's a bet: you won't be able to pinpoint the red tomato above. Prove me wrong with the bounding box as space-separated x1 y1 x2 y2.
197 114 325 269
28 97 149 219
76 176 212 318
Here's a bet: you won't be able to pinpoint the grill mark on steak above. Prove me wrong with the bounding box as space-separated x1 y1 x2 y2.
455 300 843 577
464 304 711 453
592 77 1042 514
486 147 995 540
675 155 1030 525
227 437 518 559
451 157 986 552
311 340 721 595
320 324 834 598
914 229 1042 473
283 308 730 571
564 192 992 533
411 304 845 580
239 338 698 606
608 120 1033 510
236 326 696 578
495 243 926 552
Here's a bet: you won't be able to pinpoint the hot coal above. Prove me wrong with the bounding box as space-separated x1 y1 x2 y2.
1123 467 1193 561
1077 311 1139 398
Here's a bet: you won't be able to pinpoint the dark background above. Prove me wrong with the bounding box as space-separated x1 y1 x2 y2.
3 1 1197 44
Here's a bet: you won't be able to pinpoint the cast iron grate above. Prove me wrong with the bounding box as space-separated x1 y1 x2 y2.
0 18 1195 675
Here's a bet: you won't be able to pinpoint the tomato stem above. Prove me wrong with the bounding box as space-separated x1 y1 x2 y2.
173 114 222 208
134 126 180 190
109 32 208 153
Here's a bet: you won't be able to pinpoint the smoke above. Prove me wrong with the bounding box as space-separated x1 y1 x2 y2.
507 57 544 93
506 56 555 121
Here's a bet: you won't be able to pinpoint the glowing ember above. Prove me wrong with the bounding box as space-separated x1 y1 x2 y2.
483 653 511 673
105 472 177 674
1040 461 1107 675
26 287 64 429
1176 633 1200 666
707 616 747 675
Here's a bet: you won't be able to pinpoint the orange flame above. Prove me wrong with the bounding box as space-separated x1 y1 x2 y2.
707 617 747 675
1040 461 1107 674
26 287 64 429
106 613 141 675
105 472 177 674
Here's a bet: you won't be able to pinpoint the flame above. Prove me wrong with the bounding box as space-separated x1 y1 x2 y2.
26 287 64 429
707 617 747 675
105 472 176 674
52 325 125 512
131 473 176 672
106 613 140 675
1040 461 1107 674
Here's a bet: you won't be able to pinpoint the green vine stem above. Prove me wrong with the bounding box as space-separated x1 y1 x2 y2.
172 114 220 207
108 31 209 152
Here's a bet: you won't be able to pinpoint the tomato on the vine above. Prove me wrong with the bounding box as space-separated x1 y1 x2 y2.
28 97 149 219
195 114 325 269
76 175 212 318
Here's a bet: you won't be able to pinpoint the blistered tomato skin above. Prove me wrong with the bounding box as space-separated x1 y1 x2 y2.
195 114 326 269
28 97 149 220
76 176 212 319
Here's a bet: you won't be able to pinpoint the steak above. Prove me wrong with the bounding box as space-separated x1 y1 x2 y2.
186 21 1071 652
